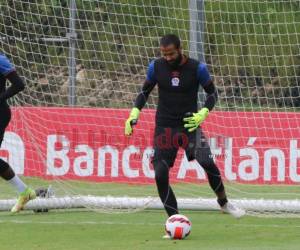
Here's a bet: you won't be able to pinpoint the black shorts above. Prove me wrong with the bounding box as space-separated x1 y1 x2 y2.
152 126 212 167
0 107 11 147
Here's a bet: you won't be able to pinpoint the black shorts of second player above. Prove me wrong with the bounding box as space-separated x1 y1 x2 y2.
0 106 11 147
152 126 213 167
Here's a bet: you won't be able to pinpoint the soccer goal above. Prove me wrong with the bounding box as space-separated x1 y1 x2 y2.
0 0 299 216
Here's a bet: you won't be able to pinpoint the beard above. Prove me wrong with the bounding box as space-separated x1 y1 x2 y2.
167 53 182 69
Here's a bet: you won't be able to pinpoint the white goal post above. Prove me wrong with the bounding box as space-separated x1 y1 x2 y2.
1 197 300 215
0 1 299 216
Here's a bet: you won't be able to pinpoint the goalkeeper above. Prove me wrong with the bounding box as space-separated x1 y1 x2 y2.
0 53 36 213
125 34 245 220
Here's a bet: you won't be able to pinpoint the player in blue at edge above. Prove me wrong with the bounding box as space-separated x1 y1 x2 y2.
0 53 36 213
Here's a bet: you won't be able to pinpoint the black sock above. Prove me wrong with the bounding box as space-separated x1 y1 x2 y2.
217 198 228 207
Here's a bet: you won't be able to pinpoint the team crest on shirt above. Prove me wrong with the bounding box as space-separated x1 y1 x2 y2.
171 71 180 87
171 77 180 86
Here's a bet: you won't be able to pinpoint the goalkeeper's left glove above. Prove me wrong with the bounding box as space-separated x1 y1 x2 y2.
183 108 209 132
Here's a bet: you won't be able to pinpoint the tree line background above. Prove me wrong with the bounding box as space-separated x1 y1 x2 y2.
0 0 299 110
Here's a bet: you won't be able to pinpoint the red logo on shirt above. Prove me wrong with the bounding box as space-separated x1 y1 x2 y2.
171 71 180 77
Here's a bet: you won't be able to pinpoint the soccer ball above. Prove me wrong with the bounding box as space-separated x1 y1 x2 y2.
165 214 191 239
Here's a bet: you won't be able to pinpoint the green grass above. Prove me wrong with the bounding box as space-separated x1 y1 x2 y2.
0 178 300 249
1 210 300 250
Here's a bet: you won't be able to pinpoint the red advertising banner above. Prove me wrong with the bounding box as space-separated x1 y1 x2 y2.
1 107 300 185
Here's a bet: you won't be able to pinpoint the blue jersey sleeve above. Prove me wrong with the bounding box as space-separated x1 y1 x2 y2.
146 60 156 83
197 63 211 87
0 54 15 76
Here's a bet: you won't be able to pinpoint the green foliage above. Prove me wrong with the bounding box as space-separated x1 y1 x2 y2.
205 1 300 109
0 1 299 109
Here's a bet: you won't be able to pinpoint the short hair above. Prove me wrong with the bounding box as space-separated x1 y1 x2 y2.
160 34 181 49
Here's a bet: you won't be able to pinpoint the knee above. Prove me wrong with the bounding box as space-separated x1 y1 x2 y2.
154 160 169 184
195 148 214 167
197 156 214 169
198 158 221 175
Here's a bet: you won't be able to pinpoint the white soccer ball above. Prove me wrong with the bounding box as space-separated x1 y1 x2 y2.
165 214 191 239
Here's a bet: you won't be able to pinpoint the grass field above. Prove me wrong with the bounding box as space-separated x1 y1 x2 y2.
0 178 300 250
1 210 300 250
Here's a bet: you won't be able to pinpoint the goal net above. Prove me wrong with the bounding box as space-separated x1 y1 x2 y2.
0 0 299 216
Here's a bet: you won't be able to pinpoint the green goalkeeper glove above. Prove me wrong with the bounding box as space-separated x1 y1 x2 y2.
125 107 140 136
183 108 209 132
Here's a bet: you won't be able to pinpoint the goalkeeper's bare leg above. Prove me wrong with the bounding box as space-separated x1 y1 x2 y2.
0 159 36 213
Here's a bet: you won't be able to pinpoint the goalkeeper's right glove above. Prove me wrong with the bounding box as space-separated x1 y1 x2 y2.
125 107 140 136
